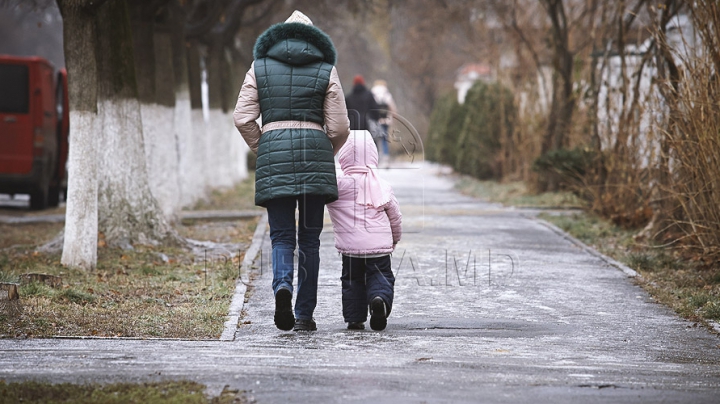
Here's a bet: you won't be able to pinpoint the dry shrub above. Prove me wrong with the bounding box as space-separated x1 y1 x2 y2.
654 1 720 262
507 81 546 184
581 50 656 229
583 149 655 229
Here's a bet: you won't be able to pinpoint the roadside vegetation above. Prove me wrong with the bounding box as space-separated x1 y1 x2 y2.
457 176 720 328
455 177 583 209
0 177 257 339
0 380 248 404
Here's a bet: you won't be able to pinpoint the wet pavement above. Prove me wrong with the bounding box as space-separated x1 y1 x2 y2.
2 162 720 403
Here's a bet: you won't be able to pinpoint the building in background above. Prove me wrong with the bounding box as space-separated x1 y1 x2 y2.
454 63 494 104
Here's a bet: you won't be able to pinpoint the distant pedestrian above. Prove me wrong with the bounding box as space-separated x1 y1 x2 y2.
371 79 397 159
327 130 402 331
233 10 350 332
345 74 381 132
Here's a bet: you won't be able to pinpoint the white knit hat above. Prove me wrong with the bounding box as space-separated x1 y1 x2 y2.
285 10 313 25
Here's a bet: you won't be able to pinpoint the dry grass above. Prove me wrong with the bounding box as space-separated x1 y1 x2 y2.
455 175 585 208
0 176 258 339
0 223 65 250
0 234 252 339
0 380 249 403
178 220 257 245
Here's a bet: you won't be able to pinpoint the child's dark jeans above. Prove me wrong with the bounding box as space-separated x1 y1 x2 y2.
341 254 395 323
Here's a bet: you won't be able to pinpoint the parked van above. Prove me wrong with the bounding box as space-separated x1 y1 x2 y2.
0 55 69 210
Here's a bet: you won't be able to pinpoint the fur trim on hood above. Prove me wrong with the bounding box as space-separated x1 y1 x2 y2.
253 22 337 65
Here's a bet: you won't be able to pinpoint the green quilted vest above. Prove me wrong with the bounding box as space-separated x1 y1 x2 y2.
252 23 339 206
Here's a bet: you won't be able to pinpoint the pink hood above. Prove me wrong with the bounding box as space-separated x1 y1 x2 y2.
327 130 402 255
336 131 392 207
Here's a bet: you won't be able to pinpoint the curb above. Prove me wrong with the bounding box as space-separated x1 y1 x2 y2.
0 214 65 224
51 336 217 341
219 212 268 341
531 216 639 278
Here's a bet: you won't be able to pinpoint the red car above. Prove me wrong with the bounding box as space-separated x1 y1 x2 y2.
0 55 69 210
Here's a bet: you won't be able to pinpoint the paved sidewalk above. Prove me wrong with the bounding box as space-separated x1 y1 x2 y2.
1 163 719 403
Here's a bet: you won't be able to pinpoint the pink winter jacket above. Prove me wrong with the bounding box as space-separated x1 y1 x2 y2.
327 131 402 255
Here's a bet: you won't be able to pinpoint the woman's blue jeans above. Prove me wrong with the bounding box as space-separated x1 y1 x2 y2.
266 195 325 320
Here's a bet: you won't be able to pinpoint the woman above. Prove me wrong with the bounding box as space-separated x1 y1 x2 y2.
233 10 350 332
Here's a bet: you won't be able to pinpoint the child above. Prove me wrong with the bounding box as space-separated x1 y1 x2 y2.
327 130 402 331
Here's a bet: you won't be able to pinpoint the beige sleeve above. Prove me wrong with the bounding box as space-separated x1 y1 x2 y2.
324 66 350 154
233 61 261 154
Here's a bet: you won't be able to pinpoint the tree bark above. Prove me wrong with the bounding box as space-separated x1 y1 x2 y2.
653 0 682 225
94 0 175 246
223 48 249 183
57 0 99 270
205 38 235 188
165 2 198 207
128 0 182 219
186 40 211 194
539 0 576 192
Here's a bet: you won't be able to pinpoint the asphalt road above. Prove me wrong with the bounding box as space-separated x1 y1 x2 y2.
1 162 719 403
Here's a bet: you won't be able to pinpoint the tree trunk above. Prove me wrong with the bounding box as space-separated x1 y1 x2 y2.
206 38 235 188
539 0 576 192
654 0 682 227
94 0 175 246
57 1 99 270
128 1 181 219
224 48 249 183
186 40 211 195
168 1 200 207
154 28 184 214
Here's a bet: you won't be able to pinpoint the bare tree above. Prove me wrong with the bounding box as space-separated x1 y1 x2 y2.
537 0 603 190
55 0 275 268
92 0 177 247
57 0 104 269
127 0 183 218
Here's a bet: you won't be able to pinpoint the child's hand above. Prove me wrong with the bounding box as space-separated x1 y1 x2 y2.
392 243 397 251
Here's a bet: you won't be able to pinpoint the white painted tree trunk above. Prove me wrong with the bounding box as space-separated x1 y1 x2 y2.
141 103 181 218
225 111 248 183
206 109 248 187
61 111 98 270
97 98 173 245
206 108 234 188
174 89 199 207
223 111 237 184
191 109 210 198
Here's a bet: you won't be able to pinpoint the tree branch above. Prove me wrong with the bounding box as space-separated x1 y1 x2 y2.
240 0 279 27
623 0 646 33
88 0 113 12
211 0 264 43
489 0 544 73
185 0 229 39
